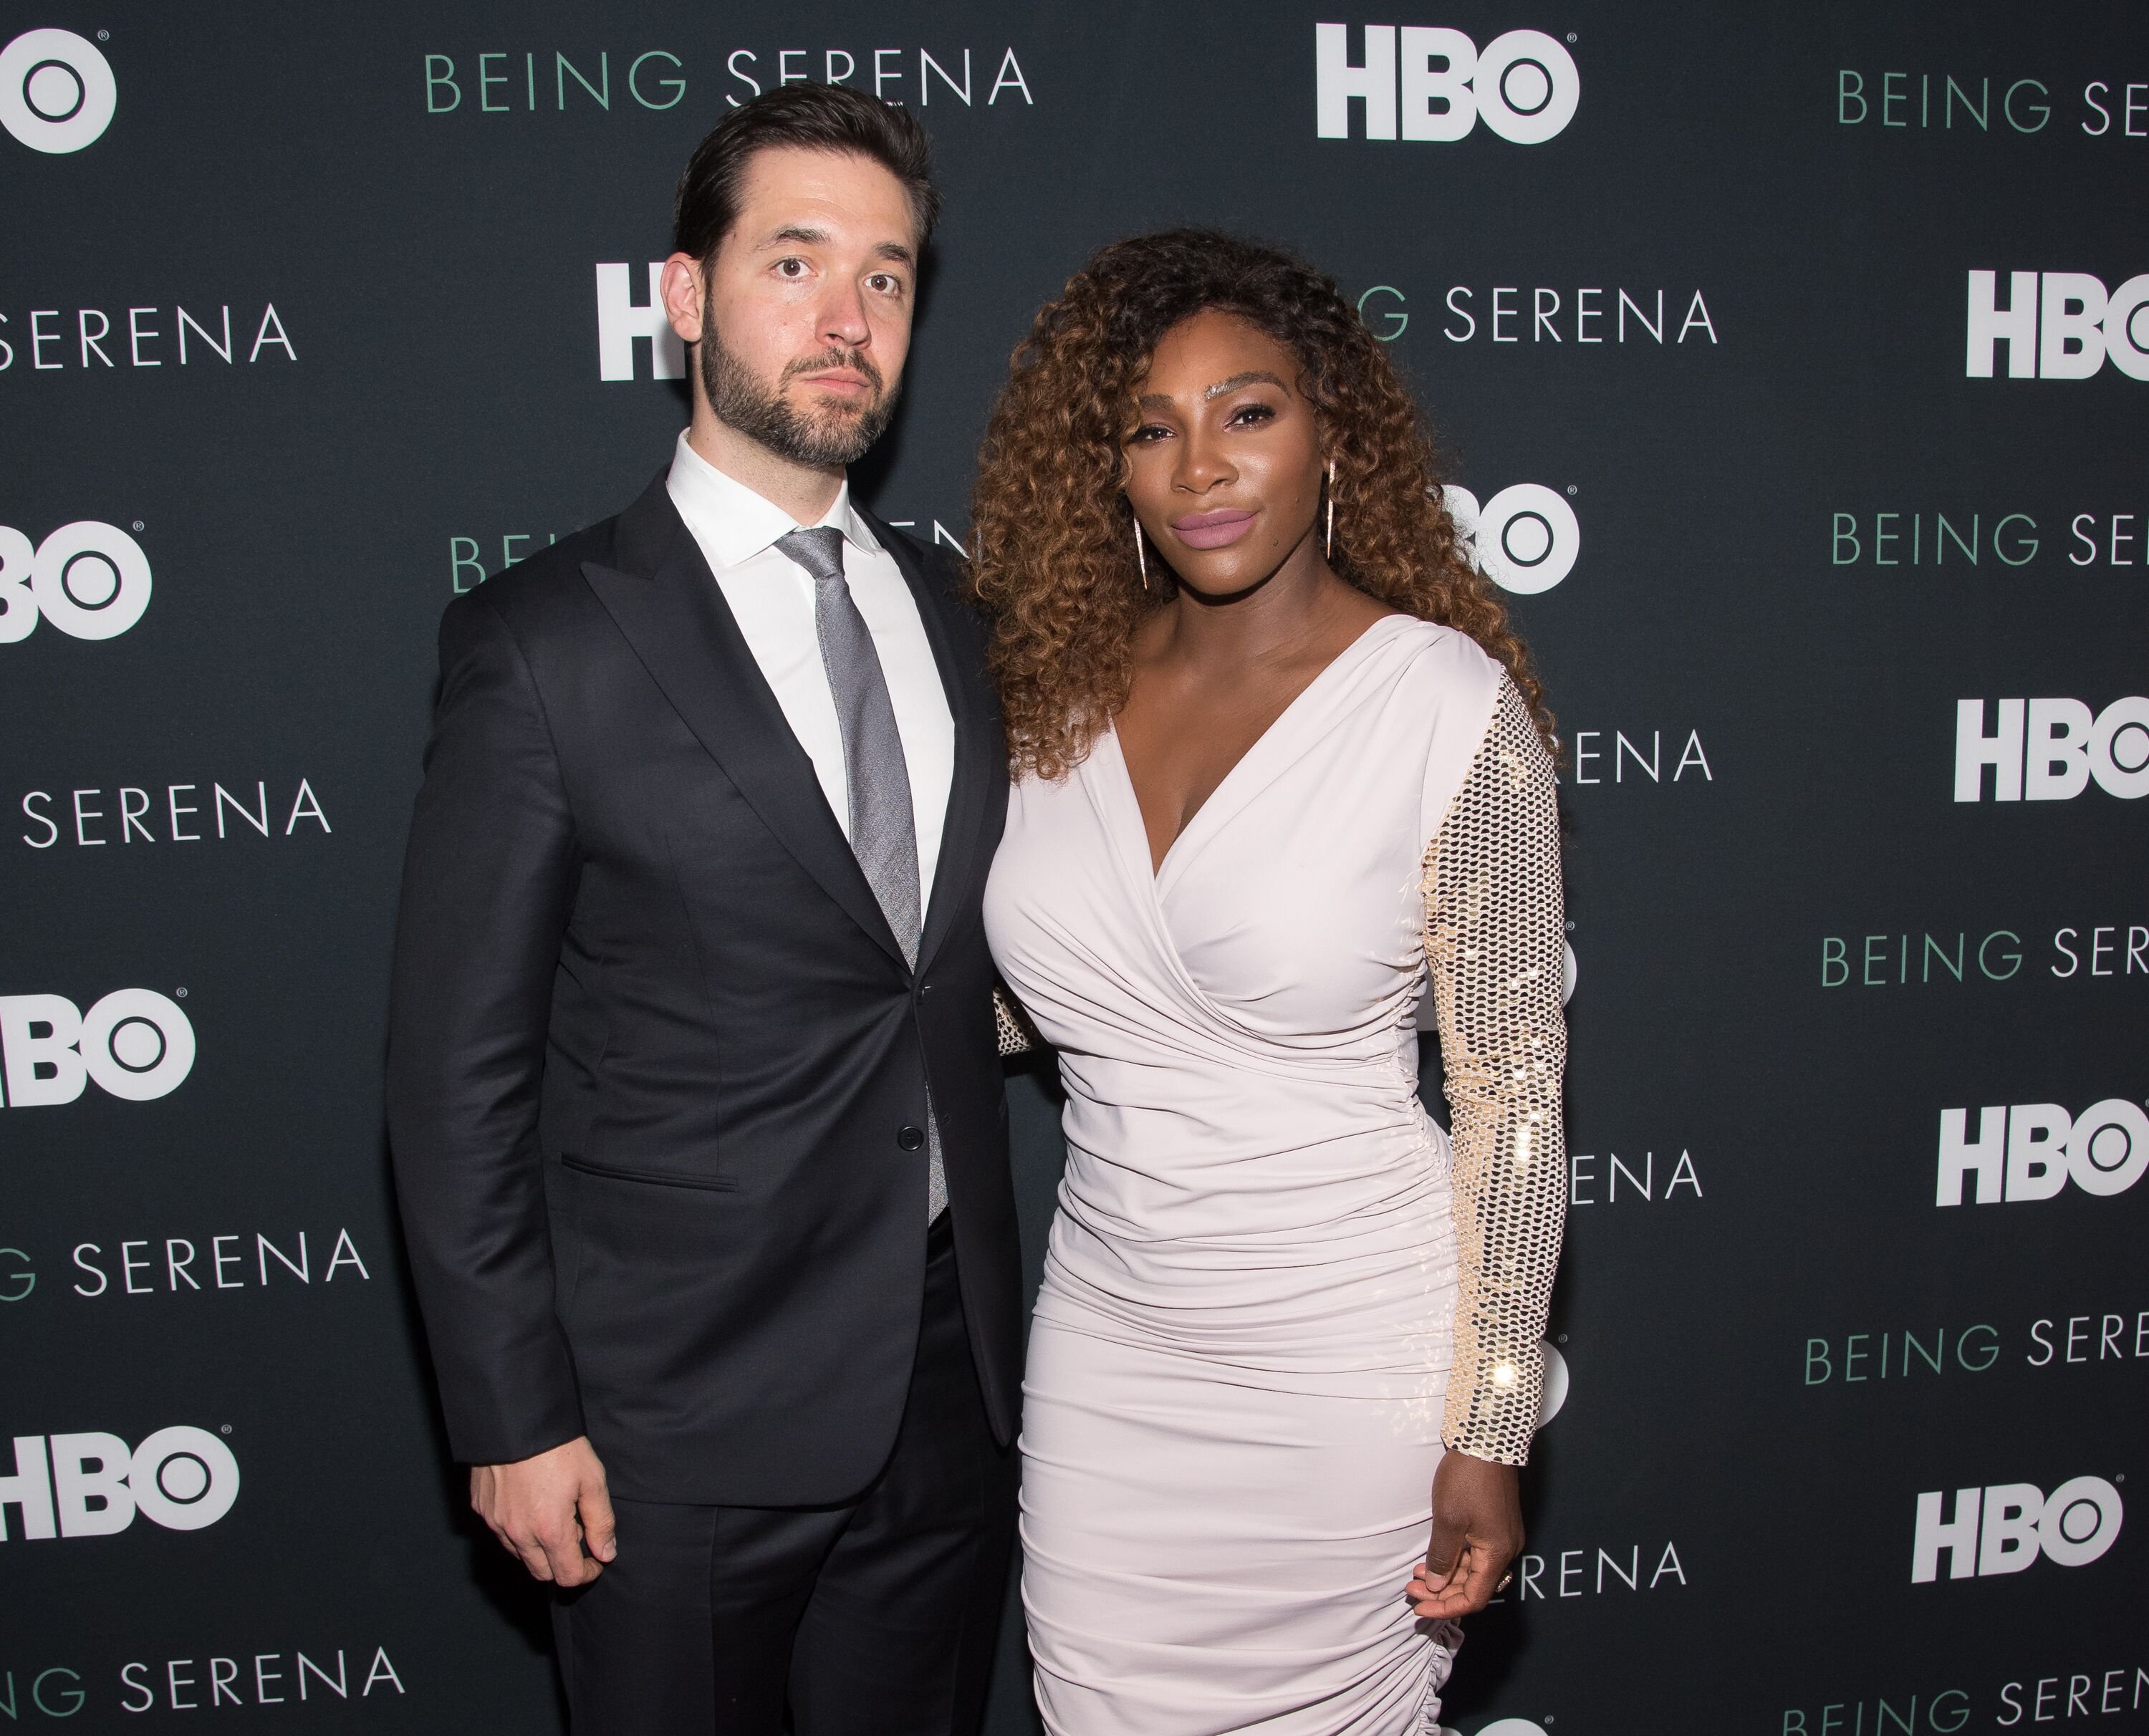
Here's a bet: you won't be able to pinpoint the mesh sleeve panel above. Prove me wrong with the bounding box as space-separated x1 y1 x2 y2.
993 983 1039 1057
1423 676 1569 1465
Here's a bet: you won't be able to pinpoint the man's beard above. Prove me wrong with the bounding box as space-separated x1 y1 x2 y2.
698 315 900 469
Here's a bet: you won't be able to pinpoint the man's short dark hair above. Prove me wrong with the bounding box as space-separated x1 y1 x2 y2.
673 83 940 263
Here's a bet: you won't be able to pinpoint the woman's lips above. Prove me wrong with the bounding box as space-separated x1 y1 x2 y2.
1170 508 1257 550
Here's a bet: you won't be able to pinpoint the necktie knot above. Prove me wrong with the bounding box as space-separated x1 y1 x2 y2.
776 526 847 588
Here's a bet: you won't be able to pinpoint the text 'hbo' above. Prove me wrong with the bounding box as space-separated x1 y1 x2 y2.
1441 483 1579 595
0 1427 239 1540
0 990 193 1107
0 29 115 154
1966 271 2149 381
1955 697 2149 801
1315 25 1577 143
1911 1477 2123 1581
0 521 150 642
1936 1100 2147 1204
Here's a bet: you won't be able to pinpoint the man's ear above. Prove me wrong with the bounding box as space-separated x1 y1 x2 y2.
660 254 706 345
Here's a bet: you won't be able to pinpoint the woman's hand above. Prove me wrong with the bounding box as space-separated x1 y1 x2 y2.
1405 1450 1523 1619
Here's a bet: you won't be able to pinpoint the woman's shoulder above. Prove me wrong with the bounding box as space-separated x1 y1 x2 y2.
1362 619 1512 836
1367 614 1506 709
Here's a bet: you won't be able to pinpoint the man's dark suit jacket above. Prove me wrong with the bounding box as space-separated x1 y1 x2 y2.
385 474 1020 1507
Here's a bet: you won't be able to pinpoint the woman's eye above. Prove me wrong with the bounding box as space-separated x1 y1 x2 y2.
1127 424 1169 445
1227 402 1278 428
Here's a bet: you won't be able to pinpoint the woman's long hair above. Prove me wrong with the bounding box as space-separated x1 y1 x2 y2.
968 228 1551 781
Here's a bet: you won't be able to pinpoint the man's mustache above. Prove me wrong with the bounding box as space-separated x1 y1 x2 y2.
781 348 885 394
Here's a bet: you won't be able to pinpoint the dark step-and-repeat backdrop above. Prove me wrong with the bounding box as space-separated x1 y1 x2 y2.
4 4 2142 1732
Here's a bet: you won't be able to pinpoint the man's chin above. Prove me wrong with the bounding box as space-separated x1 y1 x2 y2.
789 408 887 466
786 394 877 433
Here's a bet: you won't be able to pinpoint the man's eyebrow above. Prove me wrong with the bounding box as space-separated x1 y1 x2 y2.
1203 370 1286 400
756 226 915 269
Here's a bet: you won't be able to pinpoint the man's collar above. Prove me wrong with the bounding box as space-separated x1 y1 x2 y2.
665 430 881 571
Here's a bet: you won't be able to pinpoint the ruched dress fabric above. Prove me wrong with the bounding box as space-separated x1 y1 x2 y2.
983 615 1567 1735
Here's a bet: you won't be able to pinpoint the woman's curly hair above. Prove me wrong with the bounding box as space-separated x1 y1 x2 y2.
968 228 1551 781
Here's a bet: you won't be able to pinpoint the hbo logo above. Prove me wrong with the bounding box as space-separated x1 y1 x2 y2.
1315 24 1578 143
0 1427 239 1540
1954 697 2149 801
1966 270 2149 381
0 989 195 1107
1936 1099 2146 1205
1912 1477 2122 1582
1442 483 1580 595
0 29 116 154
0 521 153 642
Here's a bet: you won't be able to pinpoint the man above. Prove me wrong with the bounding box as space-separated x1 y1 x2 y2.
386 84 1020 1735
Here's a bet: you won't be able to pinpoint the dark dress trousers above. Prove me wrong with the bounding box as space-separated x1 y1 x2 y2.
385 473 1021 1730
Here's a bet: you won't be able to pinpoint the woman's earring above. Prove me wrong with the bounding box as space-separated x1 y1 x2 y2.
1133 516 1150 591
1325 460 1337 561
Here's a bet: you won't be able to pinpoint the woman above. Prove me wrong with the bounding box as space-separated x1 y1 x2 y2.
972 229 1568 1735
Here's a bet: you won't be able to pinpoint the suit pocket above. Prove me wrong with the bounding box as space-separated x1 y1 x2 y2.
559 1153 739 1192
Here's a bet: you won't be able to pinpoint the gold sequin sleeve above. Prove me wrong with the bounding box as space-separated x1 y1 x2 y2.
993 983 1040 1057
1423 677 1569 1465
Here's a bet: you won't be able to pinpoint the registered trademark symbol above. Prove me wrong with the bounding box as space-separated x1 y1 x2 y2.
132 521 145 531
220 1424 232 1434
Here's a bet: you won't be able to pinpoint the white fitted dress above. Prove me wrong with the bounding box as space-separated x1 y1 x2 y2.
984 616 1568 1735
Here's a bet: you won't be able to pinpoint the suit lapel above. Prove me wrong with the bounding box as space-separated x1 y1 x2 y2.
863 511 994 977
581 478 907 970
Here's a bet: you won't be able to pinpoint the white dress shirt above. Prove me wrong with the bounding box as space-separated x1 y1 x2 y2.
665 431 955 913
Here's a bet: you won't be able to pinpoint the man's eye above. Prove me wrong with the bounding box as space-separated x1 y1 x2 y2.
867 274 905 295
775 258 808 278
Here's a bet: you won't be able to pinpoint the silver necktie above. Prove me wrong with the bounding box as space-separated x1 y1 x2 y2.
776 527 945 1223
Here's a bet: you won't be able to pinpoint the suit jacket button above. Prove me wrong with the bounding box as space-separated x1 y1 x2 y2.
897 1124 925 1151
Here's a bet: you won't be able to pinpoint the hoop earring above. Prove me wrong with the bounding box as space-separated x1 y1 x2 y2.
1325 460 1337 561
1133 516 1150 592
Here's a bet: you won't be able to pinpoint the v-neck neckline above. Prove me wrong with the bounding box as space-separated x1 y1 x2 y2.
1105 614 1408 888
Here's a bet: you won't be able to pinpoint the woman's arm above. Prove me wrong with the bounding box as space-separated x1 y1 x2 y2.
993 983 1042 1056
1408 675 1568 1620
1424 675 1569 1463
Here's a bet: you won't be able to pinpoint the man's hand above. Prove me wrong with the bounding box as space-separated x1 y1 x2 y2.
471 1436 617 1587
1405 1450 1522 1619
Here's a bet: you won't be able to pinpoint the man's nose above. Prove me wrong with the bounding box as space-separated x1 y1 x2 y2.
819 280 872 349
